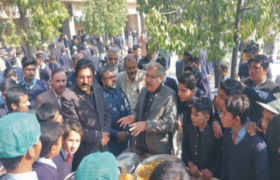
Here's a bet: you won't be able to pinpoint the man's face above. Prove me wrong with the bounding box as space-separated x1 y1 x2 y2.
249 62 267 83
178 83 194 102
17 53 22 59
102 71 116 91
49 59 56 65
107 52 119 70
124 60 138 81
23 65 36 81
62 130 81 155
145 66 163 93
221 69 228 77
184 55 189 63
187 61 199 68
76 68 93 93
261 109 276 135
215 88 227 111
134 48 142 58
219 106 236 128
191 107 208 127
51 72 66 95
36 58 43 67
13 94 30 112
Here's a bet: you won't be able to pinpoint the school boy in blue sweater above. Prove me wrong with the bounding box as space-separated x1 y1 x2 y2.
220 94 269 180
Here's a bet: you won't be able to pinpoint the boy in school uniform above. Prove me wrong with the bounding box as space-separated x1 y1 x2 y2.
0 113 42 180
53 120 83 179
266 114 280 154
220 94 269 180
182 97 222 179
32 122 64 180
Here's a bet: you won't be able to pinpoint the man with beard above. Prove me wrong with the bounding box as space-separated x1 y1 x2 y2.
102 48 125 75
117 55 146 111
61 59 111 171
35 68 67 114
97 67 131 156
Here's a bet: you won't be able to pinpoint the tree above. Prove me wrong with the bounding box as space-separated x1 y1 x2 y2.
81 0 128 43
0 0 69 56
137 0 280 87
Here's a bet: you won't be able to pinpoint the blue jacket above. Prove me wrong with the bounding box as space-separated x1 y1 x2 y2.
12 66 24 82
59 54 73 69
46 61 61 71
176 59 184 78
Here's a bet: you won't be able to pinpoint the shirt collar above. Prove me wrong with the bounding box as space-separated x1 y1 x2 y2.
231 124 247 138
52 89 61 98
4 172 38 180
254 78 267 88
36 157 57 169
22 78 37 86
41 63 46 69
60 147 70 161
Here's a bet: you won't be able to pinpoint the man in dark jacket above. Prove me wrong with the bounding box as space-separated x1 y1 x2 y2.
59 47 73 70
61 59 111 171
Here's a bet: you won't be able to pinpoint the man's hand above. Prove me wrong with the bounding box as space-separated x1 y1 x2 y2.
101 132 110 146
117 131 128 142
247 122 262 136
201 169 213 180
207 75 211 81
189 162 200 177
0 166 6 176
129 121 147 136
118 115 135 128
177 119 182 130
212 121 223 139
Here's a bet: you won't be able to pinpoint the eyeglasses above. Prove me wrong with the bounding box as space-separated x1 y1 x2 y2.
103 75 116 79
145 74 160 79
109 58 118 61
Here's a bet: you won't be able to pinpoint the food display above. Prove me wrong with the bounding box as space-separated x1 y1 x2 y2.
136 158 165 180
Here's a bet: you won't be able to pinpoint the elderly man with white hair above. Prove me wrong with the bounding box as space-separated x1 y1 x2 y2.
103 47 125 75
118 62 177 155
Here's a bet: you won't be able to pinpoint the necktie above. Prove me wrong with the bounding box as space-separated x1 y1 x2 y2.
232 131 237 145
66 154 71 164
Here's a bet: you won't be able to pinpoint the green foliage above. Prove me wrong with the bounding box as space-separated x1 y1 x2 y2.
81 0 128 39
2 0 68 52
137 0 280 61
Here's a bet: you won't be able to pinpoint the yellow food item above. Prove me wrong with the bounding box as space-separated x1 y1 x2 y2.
137 158 165 180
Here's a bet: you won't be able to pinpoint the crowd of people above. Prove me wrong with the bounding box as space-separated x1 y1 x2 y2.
0 28 280 180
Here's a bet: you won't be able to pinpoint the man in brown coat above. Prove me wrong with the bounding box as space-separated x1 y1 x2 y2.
61 58 111 171
35 68 66 114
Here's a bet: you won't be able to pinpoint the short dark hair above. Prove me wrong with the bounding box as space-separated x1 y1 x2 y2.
39 121 64 157
150 160 190 180
184 64 200 77
220 79 243 96
10 57 17 66
36 103 58 123
51 68 65 78
266 114 280 149
192 97 212 115
36 53 45 60
73 35 77 39
63 120 84 139
72 53 84 62
220 61 229 71
178 73 197 90
49 54 56 60
128 48 134 54
75 58 95 78
16 51 22 57
224 94 250 125
6 85 28 112
184 51 192 56
248 54 270 70
22 57 37 68
0 156 23 170
156 57 166 68
133 44 140 51
0 78 17 92
187 56 200 64
4 68 17 78
105 45 111 51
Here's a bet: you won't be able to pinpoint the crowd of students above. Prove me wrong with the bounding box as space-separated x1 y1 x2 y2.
0 32 280 180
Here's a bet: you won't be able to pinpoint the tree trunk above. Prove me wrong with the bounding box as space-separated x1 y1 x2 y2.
213 0 221 88
17 2 33 56
104 30 108 44
231 0 242 79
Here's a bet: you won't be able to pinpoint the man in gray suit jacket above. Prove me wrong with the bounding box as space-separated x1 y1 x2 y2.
61 59 111 171
35 68 66 114
118 62 177 155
